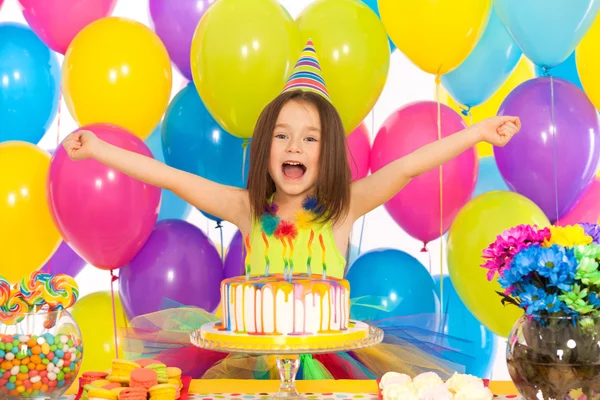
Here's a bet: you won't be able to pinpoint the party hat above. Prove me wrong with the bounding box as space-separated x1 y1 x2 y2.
282 39 330 101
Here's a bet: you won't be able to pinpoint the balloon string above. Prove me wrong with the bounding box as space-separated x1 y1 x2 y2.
549 74 560 225
356 107 375 258
48 87 64 276
216 221 224 264
110 270 119 359
435 72 444 318
242 139 249 185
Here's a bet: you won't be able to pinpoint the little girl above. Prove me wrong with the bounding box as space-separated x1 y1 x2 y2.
63 79 519 280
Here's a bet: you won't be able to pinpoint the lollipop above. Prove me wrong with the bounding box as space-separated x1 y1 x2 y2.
2 290 30 324
19 271 51 307
43 274 79 309
0 274 10 308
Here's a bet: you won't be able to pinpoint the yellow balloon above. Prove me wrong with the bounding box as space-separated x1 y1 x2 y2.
577 16 600 112
379 0 492 75
0 142 60 284
440 57 535 157
63 17 172 140
191 0 300 139
70 291 129 376
296 0 390 134
447 191 550 338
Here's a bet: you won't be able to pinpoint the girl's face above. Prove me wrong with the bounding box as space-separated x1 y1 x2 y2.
268 100 321 198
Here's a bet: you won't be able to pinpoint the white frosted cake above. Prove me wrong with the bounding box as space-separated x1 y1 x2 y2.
218 273 350 335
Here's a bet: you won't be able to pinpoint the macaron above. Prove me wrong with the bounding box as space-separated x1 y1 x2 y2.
130 368 158 390
119 387 147 400
135 359 161 368
107 360 141 383
145 363 168 384
148 383 177 400
88 388 118 400
81 372 109 386
102 383 122 390
90 380 111 387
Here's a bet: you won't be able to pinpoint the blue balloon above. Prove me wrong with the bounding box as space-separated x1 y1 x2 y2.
359 0 396 53
0 23 60 144
163 82 250 223
433 275 496 377
347 249 439 331
494 0 600 68
534 51 583 90
473 157 509 198
441 11 521 108
145 125 192 221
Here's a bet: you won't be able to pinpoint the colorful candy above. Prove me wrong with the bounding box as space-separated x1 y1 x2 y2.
42 275 79 310
0 275 9 309
19 272 51 308
2 291 30 325
0 333 82 398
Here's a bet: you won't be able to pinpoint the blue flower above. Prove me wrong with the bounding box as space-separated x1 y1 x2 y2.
519 284 568 315
535 245 577 291
589 292 600 308
498 245 540 289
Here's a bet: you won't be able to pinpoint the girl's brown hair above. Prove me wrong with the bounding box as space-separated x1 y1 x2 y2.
247 89 351 225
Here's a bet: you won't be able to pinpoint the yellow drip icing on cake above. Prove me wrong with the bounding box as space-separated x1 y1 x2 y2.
220 273 350 336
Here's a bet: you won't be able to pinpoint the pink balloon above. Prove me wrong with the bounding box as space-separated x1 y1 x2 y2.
347 122 371 181
18 0 117 54
558 177 600 226
47 124 161 270
370 102 477 244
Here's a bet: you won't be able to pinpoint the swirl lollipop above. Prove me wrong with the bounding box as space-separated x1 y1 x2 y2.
19 271 51 307
0 274 10 308
3 290 30 324
43 274 79 310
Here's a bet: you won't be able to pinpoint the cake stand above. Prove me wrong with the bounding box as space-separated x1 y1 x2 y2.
190 321 383 400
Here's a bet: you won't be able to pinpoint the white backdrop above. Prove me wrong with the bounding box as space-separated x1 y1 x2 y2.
0 0 509 380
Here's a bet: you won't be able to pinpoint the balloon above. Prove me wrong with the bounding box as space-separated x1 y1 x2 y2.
223 230 245 279
447 191 551 337
576 15 600 112
70 291 129 376
0 142 60 284
441 57 535 158
494 0 599 68
370 102 477 244
297 0 389 134
0 23 60 144
434 276 496 377
347 123 371 181
441 10 521 108
145 125 192 221
41 241 87 277
472 157 509 198
347 249 439 332
149 0 213 80
559 178 600 226
163 82 250 222
358 0 395 52
48 124 161 270
379 0 492 75
191 0 300 139
119 220 224 319
495 77 600 222
18 0 117 54
62 17 172 140
535 52 582 90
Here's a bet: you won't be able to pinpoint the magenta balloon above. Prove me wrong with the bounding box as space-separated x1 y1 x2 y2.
494 77 600 222
370 102 477 244
48 124 161 270
119 220 224 319
18 0 117 54
149 0 213 80
347 123 371 181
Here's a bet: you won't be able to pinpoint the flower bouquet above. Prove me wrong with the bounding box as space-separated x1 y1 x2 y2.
482 223 600 399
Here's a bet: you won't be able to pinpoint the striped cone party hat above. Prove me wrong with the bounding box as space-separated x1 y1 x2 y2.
282 39 330 101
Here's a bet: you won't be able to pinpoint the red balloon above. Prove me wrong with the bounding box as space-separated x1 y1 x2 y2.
370 102 477 244
347 122 371 181
47 124 161 270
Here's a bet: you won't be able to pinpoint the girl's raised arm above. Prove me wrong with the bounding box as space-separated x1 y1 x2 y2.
63 130 249 227
348 116 520 222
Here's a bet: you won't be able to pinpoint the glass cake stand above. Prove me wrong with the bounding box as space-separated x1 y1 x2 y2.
190 321 384 400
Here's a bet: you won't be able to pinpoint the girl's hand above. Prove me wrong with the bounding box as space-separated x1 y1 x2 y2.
62 130 99 161
477 115 521 147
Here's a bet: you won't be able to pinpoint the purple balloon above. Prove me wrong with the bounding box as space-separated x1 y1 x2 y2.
149 0 213 80
40 241 87 277
495 77 600 222
119 220 223 319
223 230 246 279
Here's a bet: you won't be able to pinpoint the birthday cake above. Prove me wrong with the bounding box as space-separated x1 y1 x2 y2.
219 273 350 335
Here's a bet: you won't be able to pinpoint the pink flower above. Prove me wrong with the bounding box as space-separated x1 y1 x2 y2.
481 224 551 281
